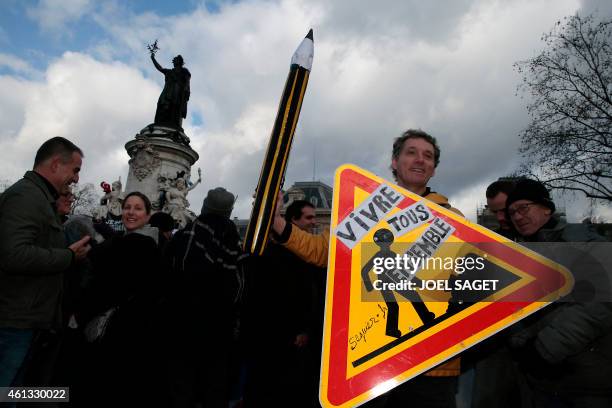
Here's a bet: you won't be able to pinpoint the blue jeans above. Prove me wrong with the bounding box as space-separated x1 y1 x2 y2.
0 328 34 387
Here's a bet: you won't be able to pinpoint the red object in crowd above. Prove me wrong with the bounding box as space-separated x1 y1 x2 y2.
100 181 111 194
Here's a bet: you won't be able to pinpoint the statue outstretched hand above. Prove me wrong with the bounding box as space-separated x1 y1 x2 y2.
147 39 159 56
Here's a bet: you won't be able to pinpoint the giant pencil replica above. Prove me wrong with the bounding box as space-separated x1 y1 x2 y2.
243 30 314 255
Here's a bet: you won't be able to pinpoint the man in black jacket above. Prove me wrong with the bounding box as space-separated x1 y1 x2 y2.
244 200 322 407
0 137 90 388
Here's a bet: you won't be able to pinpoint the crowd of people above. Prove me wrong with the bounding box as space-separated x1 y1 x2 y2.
0 133 610 408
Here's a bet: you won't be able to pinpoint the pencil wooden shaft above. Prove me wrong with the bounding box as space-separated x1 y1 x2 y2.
243 65 310 255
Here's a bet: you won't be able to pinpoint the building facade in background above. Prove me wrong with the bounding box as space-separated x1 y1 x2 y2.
235 180 333 239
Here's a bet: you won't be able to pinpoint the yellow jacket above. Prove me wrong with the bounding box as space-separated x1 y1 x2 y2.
283 189 463 267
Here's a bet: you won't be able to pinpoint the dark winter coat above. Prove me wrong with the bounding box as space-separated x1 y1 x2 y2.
511 216 612 395
167 214 245 332
243 243 316 350
79 229 167 406
82 230 165 336
0 171 72 329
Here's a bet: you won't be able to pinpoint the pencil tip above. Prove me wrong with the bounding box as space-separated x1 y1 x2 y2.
306 29 313 41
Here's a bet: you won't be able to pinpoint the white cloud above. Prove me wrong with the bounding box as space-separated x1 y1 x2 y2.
0 51 159 190
26 0 93 34
0 53 36 75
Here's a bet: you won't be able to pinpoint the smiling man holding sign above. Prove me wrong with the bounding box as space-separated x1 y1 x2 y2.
272 129 463 407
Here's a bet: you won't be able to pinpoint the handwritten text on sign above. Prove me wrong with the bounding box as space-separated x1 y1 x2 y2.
335 184 403 249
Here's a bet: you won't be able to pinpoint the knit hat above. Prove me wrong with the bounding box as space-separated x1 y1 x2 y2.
201 187 235 218
505 179 555 213
149 211 176 232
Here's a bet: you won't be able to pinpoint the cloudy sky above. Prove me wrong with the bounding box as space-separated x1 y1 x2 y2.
1 0 611 221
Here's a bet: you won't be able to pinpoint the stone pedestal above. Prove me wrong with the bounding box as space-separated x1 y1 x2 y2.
125 125 199 212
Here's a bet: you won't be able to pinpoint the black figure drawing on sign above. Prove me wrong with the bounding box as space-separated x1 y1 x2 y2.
361 228 436 339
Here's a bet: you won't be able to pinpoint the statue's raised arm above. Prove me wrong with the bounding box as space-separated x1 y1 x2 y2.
150 53 166 74
186 168 202 192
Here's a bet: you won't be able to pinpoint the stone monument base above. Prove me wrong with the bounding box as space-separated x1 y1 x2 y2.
125 124 199 212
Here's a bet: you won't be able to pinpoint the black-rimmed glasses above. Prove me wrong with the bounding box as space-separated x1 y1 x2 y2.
507 203 536 217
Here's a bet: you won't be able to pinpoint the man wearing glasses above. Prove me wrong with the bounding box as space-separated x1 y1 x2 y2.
505 178 612 407
505 178 568 240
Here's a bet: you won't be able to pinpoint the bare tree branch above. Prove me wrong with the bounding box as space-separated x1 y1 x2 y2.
515 14 612 202
71 183 99 216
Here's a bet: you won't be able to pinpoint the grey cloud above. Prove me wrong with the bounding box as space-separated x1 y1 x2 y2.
579 0 612 17
312 0 478 45
4 0 609 222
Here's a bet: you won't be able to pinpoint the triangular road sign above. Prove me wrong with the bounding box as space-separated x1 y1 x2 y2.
319 164 573 408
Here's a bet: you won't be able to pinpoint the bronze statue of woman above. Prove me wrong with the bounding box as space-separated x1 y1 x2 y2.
150 52 191 130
